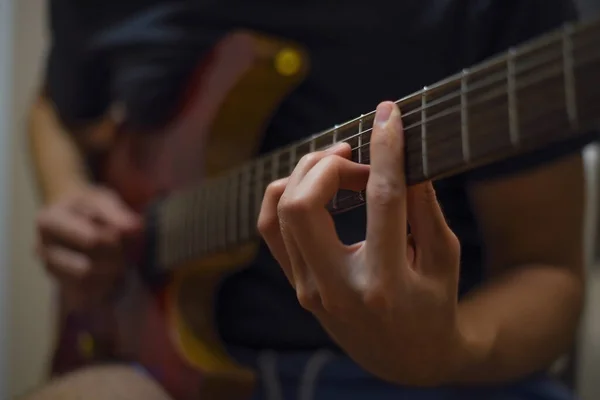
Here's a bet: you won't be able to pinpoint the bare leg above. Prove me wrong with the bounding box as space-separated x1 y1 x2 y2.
17 365 173 400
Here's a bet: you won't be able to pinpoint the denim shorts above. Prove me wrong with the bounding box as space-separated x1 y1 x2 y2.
134 347 577 400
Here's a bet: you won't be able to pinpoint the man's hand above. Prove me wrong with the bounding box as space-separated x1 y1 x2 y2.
36 186 141 311
258 101 472 385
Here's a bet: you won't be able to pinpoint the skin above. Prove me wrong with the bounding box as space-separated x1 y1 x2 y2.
23 95 164 399
25 91 584 395
18 366 172 400
29 95 141 311
258 101 586 386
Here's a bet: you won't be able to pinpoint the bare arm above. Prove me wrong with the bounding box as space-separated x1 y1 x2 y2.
29 93 140 311
27 94 90 203
455 152 586 383
27 93 117 203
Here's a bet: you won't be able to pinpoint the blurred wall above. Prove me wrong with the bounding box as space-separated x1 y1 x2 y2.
576 3 600 400
8 0 53 397
3 0 600 399
0 0 14 397
580 0 600 16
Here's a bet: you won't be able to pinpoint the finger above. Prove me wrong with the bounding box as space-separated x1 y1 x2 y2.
407 182 460 275
407 182 449 244
41 245 91 281
258 179 323 311
365 101 408 281
74 189 141 233
406 234 416 267
37 208 118 252
278 142 353 290
257 178 296 286
287 142 351 187
282 155 370 306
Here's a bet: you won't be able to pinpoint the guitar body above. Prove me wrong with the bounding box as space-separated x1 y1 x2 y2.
50 31 309 400
46 15 600 400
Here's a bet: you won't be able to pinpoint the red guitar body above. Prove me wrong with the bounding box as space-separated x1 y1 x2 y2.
49 31 309 400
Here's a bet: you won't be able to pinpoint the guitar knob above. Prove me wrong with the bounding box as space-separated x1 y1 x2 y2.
77 331 95 360
274 48 302 77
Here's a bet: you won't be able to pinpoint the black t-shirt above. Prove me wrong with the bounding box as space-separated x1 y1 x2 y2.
45 0 580 351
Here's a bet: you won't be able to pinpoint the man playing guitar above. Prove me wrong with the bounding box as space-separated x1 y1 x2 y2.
22 0 594 399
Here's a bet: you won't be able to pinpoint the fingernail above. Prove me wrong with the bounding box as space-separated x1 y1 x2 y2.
375 102 394 126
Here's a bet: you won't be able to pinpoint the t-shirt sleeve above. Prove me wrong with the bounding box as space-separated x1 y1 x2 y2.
43 0 111 126
463 0 596 182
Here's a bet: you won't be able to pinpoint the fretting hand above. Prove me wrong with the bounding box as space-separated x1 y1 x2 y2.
257 101 471 385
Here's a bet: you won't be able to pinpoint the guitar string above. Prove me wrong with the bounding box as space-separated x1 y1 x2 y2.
226 34 600 190
164 29 598 203
238 46 598 188
229 27 599 185
167 87 595 267
163 29 600 263
287 100 585 208
167 102 595 266
173 46 599 243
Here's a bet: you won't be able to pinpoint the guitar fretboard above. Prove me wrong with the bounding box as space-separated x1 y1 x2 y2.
155 18 600 272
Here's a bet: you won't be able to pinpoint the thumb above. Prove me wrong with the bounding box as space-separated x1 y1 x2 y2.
365 101 408 280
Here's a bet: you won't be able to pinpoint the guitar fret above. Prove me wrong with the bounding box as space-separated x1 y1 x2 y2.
190 190 201 258
215 180 227 250
206 181 215 252
254 159 264 224
227 171 239 246
332 126 339 210
421 88 429 178
272 152 279 181
358 116 365 201
152 16 600 278
563 23 579 129
160 201 171 268
507 49 520 146
289 146 296 175
240 166 250 240
357 128 363 164
201 187 208 254
460 69 471 163
175 195 187 264
216 179 224 250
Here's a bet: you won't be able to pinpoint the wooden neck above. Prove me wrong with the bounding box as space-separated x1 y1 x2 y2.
154 18 600 272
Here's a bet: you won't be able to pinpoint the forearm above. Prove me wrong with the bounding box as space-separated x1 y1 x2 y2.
452 263 584 384
27 94 90 203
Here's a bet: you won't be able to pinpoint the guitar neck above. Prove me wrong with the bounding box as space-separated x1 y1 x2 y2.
152 17 600 273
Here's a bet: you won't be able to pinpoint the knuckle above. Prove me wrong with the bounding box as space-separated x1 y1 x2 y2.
297 286 321 311
264 180 285 200
35 209 53 230
94 186 114 199
80 231 100 250
256 211 278 237
431 228 461 263
321 294 351 317
321 154 342 167
299 152 321 167
362 285 394 313
319 154 346 173
279 193 312 218
367 180 403 207
416 183 438 205
445 230 461 258
71 267 93 283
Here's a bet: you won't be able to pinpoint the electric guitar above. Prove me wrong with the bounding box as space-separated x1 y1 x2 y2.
50 17 600 400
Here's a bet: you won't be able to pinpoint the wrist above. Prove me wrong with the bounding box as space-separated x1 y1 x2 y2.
45 179 91 204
